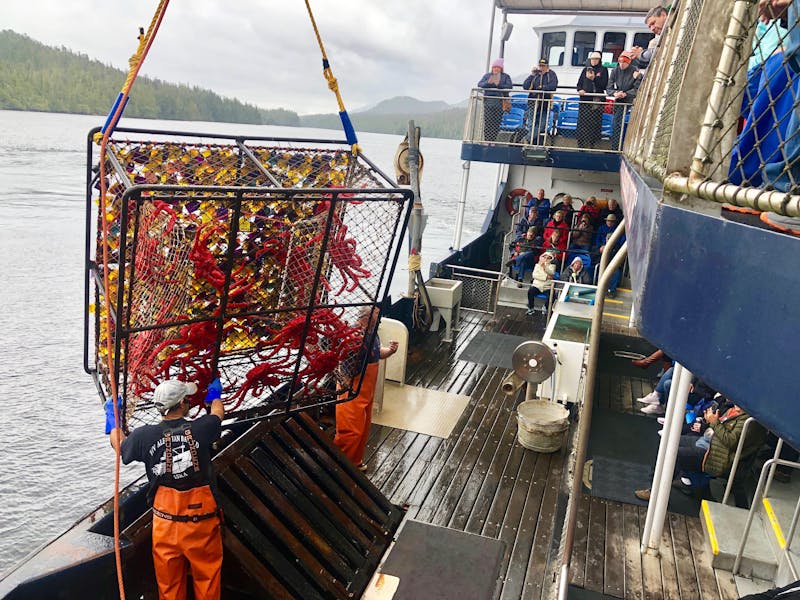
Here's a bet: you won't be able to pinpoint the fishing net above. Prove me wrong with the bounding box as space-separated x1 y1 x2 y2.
88 129 412 430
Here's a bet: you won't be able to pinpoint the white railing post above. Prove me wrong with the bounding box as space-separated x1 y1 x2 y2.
722 417 754 505
452 160 471 251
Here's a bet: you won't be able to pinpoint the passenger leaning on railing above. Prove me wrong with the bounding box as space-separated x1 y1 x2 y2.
523 59 559 144
630 5 668 75
606 51 641 149
576 52 609 148
477 58 513 142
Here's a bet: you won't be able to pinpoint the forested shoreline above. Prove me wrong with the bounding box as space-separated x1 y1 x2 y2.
0 30 465 139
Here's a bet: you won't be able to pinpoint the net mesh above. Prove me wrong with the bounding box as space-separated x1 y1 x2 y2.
90 129 411 430
628 0 800 205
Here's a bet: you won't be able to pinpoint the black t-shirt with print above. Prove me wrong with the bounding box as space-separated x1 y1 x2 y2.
121 414 221 492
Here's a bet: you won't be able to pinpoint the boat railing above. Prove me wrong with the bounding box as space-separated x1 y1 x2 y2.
464 88 631 153
733 456 800 577
625 0 800 217
721 416 756 505
447 264 503 313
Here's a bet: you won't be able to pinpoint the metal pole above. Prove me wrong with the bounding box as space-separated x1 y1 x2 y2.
765 437 783 498
556 242 628 600
485 0 497 72
648 365 693 551
598 218 626 281
406 121 423 297
722 417 755 505
690 0 754 183
452 160 471 251
640 361 683 552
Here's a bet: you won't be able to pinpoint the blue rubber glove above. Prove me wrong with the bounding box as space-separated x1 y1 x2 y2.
104 397 123 435
205 378 222 405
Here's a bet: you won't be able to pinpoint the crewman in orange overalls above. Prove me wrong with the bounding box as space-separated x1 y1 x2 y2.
335 307 398 471
109 378 225 600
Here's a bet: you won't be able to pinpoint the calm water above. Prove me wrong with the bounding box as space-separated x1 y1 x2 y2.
0 109 495 573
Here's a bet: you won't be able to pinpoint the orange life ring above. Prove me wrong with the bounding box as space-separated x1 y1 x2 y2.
505 188 533 216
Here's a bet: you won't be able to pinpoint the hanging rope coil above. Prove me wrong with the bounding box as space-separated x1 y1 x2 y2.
304 0 361 155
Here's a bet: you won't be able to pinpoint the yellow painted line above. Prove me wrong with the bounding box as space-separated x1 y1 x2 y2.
605 298 624 304
602 312 630 320
763 497 787 549
701 500 720 555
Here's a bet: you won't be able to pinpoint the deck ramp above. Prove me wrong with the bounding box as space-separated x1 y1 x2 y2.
212 412 404 599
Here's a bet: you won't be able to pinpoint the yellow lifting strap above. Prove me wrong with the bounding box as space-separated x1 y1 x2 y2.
303 0 361 156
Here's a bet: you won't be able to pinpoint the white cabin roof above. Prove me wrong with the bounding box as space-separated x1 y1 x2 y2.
496 0 653 14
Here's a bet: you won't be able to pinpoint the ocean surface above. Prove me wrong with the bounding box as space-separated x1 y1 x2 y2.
0 109 496 574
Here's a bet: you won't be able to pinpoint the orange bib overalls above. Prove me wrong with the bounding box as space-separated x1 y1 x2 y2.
151 428 222 600
334 360 379 465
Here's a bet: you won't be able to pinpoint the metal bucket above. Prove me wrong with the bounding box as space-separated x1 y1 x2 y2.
516 400 569 453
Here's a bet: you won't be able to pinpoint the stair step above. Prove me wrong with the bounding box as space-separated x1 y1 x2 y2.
701 500 778 580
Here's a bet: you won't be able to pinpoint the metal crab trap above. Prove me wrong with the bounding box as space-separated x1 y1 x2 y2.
83 126 413 432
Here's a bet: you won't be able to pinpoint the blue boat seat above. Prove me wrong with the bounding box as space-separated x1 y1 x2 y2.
500 107 526 131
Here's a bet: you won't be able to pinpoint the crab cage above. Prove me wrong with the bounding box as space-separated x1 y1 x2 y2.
83 126 413 432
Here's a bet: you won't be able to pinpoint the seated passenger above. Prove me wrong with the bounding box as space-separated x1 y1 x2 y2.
514 205 538 240
507 226 542 280
525 251 557 315
527 188 552 228
599 198 623 223
551 194 576 224
544 208 570 241
570 212 595 251
635 399 766 508
561 256 592 284
542 228 567 265
578 195 602 226
593 213 626 296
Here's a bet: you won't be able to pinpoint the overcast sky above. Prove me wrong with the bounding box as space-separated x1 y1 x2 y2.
3 1 545 114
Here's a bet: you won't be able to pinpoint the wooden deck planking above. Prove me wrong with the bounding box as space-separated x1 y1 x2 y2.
360 307 727 600
686 518 722 600
569 493 591 588
605 501 626 598
623 503 644 600
669 514 701 599
639 506 665 600
658 511 681 600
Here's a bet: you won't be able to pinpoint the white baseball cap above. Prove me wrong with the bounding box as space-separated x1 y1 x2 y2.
153 379 198 414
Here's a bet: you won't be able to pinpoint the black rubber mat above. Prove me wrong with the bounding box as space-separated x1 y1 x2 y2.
591 454 702 517
568 585 618 599
458 331 530 369
588 408 660 465
380 520 505 600
591 456 652 507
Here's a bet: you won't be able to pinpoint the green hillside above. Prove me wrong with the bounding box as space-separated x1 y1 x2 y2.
0 30 467 139
0 30 299 126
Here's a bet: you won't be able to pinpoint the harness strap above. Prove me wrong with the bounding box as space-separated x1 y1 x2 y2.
152 507 219 523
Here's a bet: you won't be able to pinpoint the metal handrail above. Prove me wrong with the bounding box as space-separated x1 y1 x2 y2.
722 417 755 505
733 457 800 575
556 240 628 600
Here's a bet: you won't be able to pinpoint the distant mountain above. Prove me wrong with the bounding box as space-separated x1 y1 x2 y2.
362 96 453 115
300 95 466 140
0 30 300 126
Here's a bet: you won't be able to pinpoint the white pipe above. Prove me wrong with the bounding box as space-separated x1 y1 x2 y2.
641 362 684 553
765 437 784 498
648 364 693 550
690 0 754 181
452 161 471 251
485 0 496 72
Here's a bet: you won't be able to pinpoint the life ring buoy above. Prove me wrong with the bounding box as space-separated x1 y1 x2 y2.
505 188 533 216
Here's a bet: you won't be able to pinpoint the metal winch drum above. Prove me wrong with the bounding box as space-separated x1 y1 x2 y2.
512 341 570 453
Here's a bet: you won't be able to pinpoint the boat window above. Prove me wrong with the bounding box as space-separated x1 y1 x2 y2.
602 32 626 62
541 32 566 66
633 32 656 49
572 31 597 66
